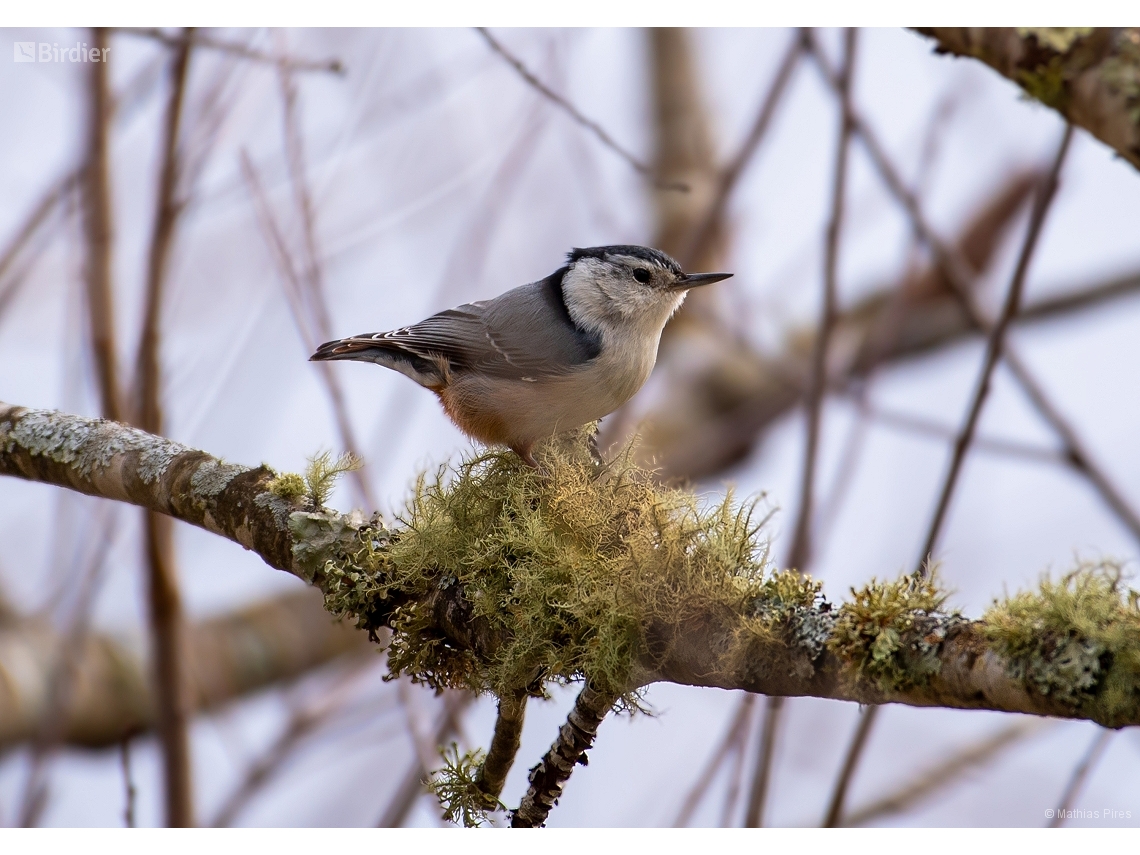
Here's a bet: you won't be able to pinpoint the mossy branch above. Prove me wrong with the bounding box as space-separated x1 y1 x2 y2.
6 401 1140 823
915 28 1140 170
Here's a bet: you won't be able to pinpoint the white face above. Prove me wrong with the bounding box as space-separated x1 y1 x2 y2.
561 255 688 335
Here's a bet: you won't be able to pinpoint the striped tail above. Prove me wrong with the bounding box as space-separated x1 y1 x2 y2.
310 336 447 389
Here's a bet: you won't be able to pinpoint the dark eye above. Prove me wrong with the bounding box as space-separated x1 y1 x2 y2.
633 268 651 284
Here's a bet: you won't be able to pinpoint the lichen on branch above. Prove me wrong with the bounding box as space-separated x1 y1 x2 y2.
316 428 784 704
5 400 1140 736
985 563 1140 726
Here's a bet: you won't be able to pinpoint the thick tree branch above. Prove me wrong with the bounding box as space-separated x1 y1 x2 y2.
4 400 1140 797
915 28 1140 171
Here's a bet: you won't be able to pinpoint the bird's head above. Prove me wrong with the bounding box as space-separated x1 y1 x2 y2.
560 245 732 334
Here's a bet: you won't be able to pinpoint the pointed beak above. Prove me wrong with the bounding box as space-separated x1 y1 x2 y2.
675 271 733 289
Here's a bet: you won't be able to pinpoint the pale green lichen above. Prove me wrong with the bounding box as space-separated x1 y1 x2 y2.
1018 27 1093 55
189 459 251 498
427 744 499 827
828 571 961 693
9 410 189 483
314 430 777 702
742 570 833 676
267 472 306 501
1100 29 1140 126
303 450 362 509
984 563 1140 726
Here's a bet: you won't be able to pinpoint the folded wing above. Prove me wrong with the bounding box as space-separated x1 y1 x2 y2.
310 270 602 389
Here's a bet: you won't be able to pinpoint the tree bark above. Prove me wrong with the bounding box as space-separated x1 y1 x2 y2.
915 28 1140 170
5 401 1139 731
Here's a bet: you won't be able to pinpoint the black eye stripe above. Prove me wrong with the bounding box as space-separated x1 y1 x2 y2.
633 268 651 283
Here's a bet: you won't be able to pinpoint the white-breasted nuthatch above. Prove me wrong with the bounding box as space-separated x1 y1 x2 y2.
311 245 731 466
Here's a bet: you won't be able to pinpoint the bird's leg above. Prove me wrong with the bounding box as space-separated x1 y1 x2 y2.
512 442 539 469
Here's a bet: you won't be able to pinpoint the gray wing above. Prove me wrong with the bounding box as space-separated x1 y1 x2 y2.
310 269 602 385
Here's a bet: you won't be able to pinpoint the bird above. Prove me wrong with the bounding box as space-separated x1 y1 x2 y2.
310 245 732 467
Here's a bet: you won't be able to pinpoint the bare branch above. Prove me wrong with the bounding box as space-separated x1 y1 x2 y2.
377 691 473 827
117 27 344 75
210 660 376 826
808 37 1140 546
134 27 196 827
845 719 1046 826
788 27 857 575
1048 728 1114 827
476 28 684 191
916 124 1073 570
672 694 754 827
275 65 377 509
747 30 858 830
81 27 122 423
120 737 137 827
843 391 1065 466
823 703 879 827
679 29 805 269
742 695 784 827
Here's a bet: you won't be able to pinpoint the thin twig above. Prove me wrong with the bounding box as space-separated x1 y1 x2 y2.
17 505 120 826
679 29 805 268
673 694 755 827
822 704 879 827
746 29 858 831
211 662 375 826
135 28 196 828
120 736 138 828
1018 270 1140 324
0 176 75 324
276 60 377 509
742 695 785 827
842 391 1065 466
718 707 752 827
117 27 344 75
820 120 1074 830
0 174 75 289
788 27 857 575
1048 728 1114 827
81 27 122 423
377 691 474 827
916 123 1074 569
845 719 1045 827
475 28 684 191
808 38 1140 546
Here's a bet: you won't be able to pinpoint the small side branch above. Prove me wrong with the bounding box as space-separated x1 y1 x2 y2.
477 691 528 802
511 683 616 828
